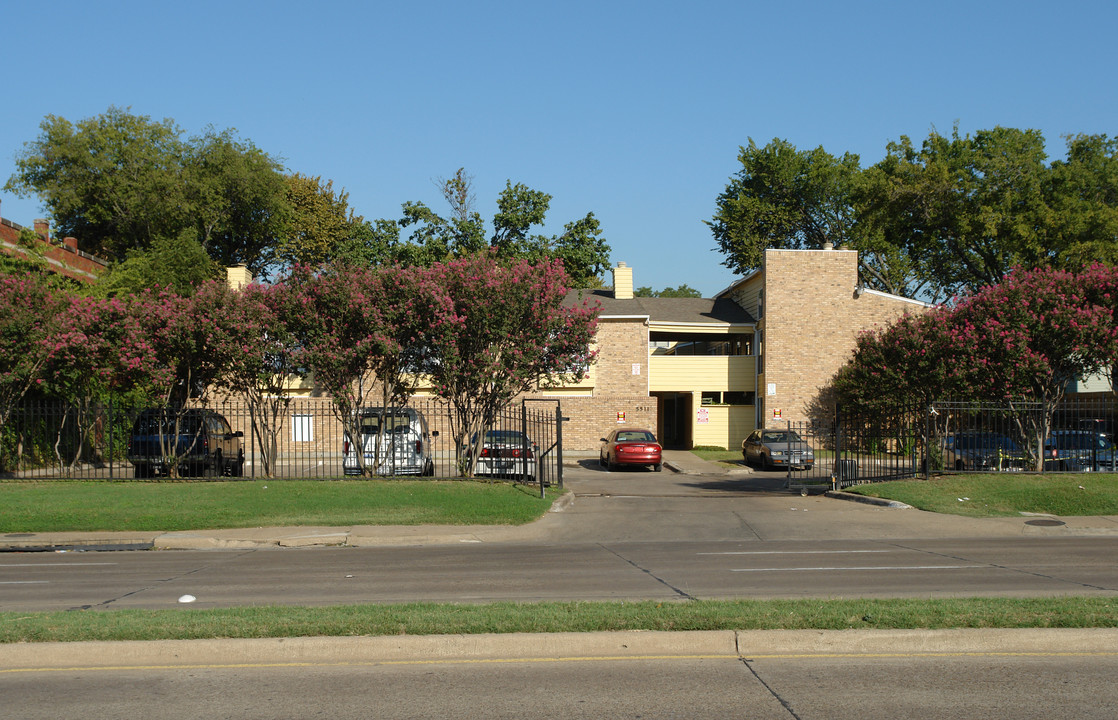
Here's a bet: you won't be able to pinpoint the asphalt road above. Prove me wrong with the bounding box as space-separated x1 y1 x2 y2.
5 631 1118 720
2 462 1117 611
4 460 1118 719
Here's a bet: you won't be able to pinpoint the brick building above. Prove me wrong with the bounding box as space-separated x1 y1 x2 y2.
537 247 930 452
720 245 931 430
0 206 107 282
218 248 929 455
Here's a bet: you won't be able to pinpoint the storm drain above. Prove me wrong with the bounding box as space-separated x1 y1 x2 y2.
1024 518 1066 527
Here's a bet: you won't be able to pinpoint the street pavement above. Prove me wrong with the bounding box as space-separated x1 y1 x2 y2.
2 449 1117 669
3 450 1116 551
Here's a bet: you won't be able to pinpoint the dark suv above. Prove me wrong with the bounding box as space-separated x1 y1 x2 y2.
127 409 245 478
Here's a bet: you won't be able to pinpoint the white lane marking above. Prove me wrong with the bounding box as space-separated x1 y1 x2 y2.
0 563 117 568
0 581 49 584
700 550 890 555
731 565 987 572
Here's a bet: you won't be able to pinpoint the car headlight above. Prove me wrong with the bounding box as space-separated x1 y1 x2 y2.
771 450 785 457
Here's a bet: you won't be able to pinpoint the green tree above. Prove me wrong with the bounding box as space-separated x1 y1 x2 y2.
271 174 367 271
186 128 289 274
5 107 289 278
635 284 703 298
382 171 611 286
1047 133 1118 269
94 230 223 298
860 126 1054 298
709 138 922 298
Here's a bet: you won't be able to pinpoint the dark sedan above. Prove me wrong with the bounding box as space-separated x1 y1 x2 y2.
742 429 815 470
600 428 663 472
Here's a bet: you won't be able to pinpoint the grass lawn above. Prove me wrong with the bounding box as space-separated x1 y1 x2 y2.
0 479 554 533
3 597 1117 644
844 473 1118 517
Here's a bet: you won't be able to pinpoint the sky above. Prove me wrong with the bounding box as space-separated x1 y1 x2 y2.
2 0 1116 296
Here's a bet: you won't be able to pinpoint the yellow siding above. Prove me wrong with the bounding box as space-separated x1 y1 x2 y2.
651 322 751 335
649 356 756 392
692 405 756 449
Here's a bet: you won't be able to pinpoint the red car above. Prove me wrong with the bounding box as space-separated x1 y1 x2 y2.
599 428 663 472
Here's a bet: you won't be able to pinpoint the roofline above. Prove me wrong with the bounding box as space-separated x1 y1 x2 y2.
597 314 651 320
714 268 760 298
648 320 756 330
862 287 935 308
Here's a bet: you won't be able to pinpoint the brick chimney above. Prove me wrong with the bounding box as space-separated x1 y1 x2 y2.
63 237 78 251
34 219 50 240
612 262 633 300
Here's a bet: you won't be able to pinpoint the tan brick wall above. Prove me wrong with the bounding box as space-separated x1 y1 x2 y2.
760 249 928 426
591 317 650 396
555 395 658 451
527 316 657 451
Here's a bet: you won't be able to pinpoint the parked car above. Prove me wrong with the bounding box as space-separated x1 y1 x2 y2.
943 432 1023 471
599 428 662 472
1044 430 1115 471
127 408 244 478
742 429 815 470
343 407 437 476
467 429 537 479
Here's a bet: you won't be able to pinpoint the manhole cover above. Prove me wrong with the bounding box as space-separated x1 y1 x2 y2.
1025 519 1066 527
4 533 33 538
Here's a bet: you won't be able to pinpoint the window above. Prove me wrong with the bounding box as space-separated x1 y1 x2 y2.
292 414 314 442
701 391 755 406
650 332 753 356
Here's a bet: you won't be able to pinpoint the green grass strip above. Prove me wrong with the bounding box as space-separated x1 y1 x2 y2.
0 480 553 532
3 597 1116 644
845 474 1118 517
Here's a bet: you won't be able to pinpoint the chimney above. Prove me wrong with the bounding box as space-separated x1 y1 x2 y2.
823 241 834 251
34 219 50 240
612 262 634 300
63 237 78 251
225 265 254 290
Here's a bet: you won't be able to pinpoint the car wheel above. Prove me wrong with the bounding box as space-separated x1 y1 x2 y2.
133 463 151 479
599 453 607 469
653 463 662 472
762 453 772 471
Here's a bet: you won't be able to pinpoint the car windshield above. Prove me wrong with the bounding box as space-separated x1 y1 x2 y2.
360 413 412 434
616 431 655 443
1050 433 1111 451
484 430 527 444
133 412 202 434
952 434 1019 451
761 431 803 443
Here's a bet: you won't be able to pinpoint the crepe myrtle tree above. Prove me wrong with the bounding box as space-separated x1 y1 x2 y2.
946 265 1118 469
422 252 599 477
0 274 65 441
215 281 305 478
285 264 441 476
125 280 243 476
39 295 156 471
831 308 970 471
834 265 1118 471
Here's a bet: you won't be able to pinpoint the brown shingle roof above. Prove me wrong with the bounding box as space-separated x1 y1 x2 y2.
565 289 755 325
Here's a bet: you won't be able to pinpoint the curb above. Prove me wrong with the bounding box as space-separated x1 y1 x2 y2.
3 628 1116 669
824 490 912 509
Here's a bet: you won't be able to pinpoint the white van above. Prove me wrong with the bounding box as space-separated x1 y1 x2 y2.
343 407 437 476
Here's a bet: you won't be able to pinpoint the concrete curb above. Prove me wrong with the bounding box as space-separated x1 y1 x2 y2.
825 490 913 509
3 628 1116 670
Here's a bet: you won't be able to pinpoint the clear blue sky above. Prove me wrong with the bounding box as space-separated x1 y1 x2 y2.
3 0 1115 295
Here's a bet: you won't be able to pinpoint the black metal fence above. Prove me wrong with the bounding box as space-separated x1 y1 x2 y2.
773 394 1118 492
0 398 563 487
